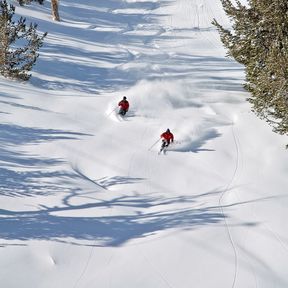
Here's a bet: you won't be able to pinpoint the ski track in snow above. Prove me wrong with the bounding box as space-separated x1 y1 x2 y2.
1 0 288 288
218 119 241 288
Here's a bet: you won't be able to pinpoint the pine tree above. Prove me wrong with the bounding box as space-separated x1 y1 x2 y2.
212 0 288 135
0 0 47 81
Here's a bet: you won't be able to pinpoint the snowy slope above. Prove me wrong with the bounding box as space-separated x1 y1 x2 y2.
0 0 288 288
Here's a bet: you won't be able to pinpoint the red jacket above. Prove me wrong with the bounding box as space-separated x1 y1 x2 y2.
118 100 129 111
161 131 174 142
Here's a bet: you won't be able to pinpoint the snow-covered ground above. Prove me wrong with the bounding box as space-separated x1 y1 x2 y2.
1 0 288 287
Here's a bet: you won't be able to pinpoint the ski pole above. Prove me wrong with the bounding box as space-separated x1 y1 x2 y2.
148 138 160 151
107 106 118 117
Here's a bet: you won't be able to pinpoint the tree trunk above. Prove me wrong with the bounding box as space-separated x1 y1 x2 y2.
0 17 9 66
51 0 60 21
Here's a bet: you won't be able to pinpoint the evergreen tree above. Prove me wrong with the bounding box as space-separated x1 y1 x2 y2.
0 0 47 81
212 0 288 135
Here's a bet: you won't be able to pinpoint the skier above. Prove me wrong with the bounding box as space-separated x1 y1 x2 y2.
118 96 129 116
160 129 174 153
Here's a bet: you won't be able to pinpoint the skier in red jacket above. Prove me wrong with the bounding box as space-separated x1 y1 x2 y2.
118 96 129 116
160 129 174 152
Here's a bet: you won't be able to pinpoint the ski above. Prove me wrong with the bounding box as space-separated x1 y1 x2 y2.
158 147 167 155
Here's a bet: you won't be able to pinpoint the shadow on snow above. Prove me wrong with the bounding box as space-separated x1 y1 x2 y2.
0 123 91 197
0 0 250 246
0 191 222 246
21 0 244 94
0 188 261 246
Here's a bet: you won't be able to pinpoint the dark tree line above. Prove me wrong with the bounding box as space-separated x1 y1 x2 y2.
213 0 288 136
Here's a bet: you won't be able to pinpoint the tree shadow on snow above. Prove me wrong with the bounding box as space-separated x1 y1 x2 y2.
0 188 260 246
28 0 171 93
22 0 244 94
0 123 91 197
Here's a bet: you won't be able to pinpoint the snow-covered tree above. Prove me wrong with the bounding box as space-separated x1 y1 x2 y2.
0 0 47 80
212 0 288 135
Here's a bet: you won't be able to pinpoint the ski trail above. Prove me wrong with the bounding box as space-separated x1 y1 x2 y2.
261 223 288 254
125 123 175 287
218 120 240 288
72 246 96 288
70 165 103 288
230 123 287 287
69 165 119 288
140 249 175 288
231 124 259 288
71 164 108 191
229 120 288 285
228 121 260 288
